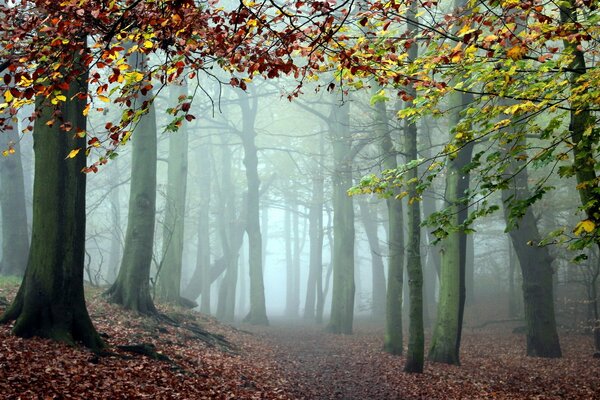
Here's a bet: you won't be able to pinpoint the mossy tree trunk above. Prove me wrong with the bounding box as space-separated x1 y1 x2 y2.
239 91 268 325
104 52 157 315
0 104 29 277
157 82 189 304
0 53 104 350
327 100 355 334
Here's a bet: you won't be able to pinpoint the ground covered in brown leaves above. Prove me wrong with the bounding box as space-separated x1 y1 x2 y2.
1 283 599 399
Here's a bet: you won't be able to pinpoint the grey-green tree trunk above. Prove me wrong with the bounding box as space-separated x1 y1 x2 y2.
0 107 29 277
403 33 424 370
157 82 189 304
374 91 404 353
305 174 325 322
1 55 103 349
501 139 561 358
327 100 355 334
104 52 157 314
239 91 268 325
358 198 386 318
197 140 211 314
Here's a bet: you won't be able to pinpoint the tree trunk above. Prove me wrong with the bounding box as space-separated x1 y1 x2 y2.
157 82 189 304
374 92 404 354
403 46 424 371
239 92 268 325
501 139 561 358
0 66 29 277
327 100 355 334
305 175 324 321
106 161 122 284
197 140 211 314
358 198 386 319
1 55 104 350
104 52 157 315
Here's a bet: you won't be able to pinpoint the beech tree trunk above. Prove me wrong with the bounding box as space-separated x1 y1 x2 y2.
1 54 103 350
0 106 29 277
327 100 355 334
157 82 189 304
104 52 157 315
304 174 324 322
239 92 268 325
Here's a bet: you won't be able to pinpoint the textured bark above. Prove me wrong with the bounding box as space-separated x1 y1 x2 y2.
104 52 157 315
327 100 355 334
239 92 268 325
157 82 189 304
1 55 103 350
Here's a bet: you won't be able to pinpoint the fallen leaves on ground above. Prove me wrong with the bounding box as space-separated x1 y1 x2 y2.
0 284 599 399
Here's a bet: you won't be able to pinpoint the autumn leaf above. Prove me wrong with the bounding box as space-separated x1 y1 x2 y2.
506 45 527 60
66 148 81 159
573 219 595 236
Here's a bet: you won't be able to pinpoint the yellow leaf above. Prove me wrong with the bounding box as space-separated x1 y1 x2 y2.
66 148 81 159
51 94 67 105
3 90 13 103
82 103 91 116
98 95 110 103
143 40 154 49
506 45 527 61
574 219 595 236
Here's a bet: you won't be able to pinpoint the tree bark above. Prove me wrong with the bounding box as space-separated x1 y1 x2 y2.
1 53 104 349
327 100 355 334
104 51 157 315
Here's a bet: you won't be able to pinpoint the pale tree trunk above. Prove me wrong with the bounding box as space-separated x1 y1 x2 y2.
1 49 104 349
157 81 189 304
106 161 122 284
0 108 29 277
104 51 157 314
197 140 211 313
304 174 324 322
327 100 355 334
358 198 386 319
239 91 268 325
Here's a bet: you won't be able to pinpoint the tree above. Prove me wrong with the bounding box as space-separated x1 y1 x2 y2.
157 81 189 304
104 51 158 315
0 48 104 349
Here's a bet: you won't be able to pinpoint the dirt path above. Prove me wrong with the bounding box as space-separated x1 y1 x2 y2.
246 322 403 400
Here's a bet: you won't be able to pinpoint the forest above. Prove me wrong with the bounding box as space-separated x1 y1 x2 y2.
0 0 599 398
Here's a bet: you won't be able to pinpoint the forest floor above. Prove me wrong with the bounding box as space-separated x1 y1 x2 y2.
0 281 598 399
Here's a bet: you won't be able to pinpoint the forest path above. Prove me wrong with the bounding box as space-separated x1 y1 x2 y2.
245 320 404 400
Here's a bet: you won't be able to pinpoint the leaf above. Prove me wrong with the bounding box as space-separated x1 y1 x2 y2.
506 46 527 60
573 219 595 236
66 148 81 159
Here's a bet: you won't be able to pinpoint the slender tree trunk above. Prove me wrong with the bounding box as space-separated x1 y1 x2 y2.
239 92 268 325
358 198 386 318
157 82 189 304
197 140 211 313
104 52 157 314
403 39 424 371
106 162 122 284
327 101 355 334
1 52 103 349
305 175 324 321
285 192 294 317
373 92 404 354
